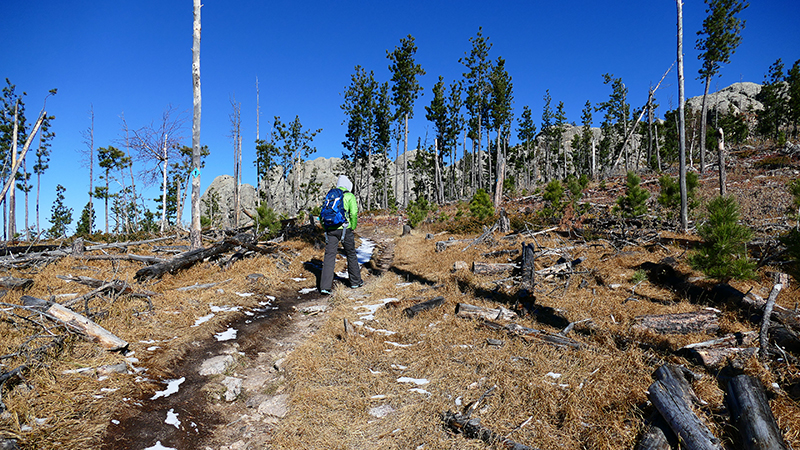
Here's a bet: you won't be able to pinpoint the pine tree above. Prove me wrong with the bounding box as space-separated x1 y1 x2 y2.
425 76 448 204
48 184 72 238
387 34 425 208
785 59 800 139
689 195 755 281
33 112 54 235
597 74 631 172
757 59 788 140
614 171 650 218
695 0 748 172
515 105 536 190
460 28 493 191
75 201 96 237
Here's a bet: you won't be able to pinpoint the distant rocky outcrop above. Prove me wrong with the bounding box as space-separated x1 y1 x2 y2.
685 82 762 115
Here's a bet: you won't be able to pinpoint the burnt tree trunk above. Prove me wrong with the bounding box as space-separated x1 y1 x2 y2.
404 296 445 318
633 308 720 335
727 375 789 450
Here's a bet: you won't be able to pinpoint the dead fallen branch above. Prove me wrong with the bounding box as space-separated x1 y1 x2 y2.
134 233 255 282
472 262 517 275
442 411 536 450
0 276 34 290
462 223 498 252
456 303 517 321
680 332 757 369
633 308 720 335
403 296 445 318
21 295 128 351
480 320 583 349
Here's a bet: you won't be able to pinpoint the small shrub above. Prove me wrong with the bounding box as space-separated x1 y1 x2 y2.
657 171 699 218
540 180 564 219
255 203 281 235
614 171 650 218
407 196 433 228
754 155 792 170
200 215 211 228
689 196 756 281
469 189 494 222
630 270 647 284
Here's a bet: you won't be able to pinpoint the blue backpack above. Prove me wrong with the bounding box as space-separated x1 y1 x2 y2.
320 188 347 229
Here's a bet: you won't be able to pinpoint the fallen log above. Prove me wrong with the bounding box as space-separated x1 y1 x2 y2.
636 413 675 450
462 223 498 252
727 375 789 450
56 275 134 295
483 248 520 258
21 295 128 351
456 303 517 321
536 257 585 277
633 308 720 335
680 332 758 369
74 253 166 265
0 276 33 290
647 364 722 450
404 296 445 318
760 283 783 361
481 320 583 349
135 233 254 282
442 411 535 450
435 238 471 252
472 262 517 275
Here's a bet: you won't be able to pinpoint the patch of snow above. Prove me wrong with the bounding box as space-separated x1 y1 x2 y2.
290 277 307 282
192 313 215 327
147 346 160 351
364 326 396 335
370 394 387 399
545 372 562 379
369 369 382 375
391 364 407 370
235 292 254 297
385 341 412 348
455 396 462 406
151 377 185 400
355 298 398 320
409 388 431 395
165 409 181 429
210 305 241 312
298 288 316 295
111 419 120 425
395 282 413 287
265 295 276 301
214 327 237 341
356 238 376 264
144 441 177 450
397 377 429 385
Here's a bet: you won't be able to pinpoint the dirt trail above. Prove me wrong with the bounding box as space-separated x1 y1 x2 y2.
100 229 394 450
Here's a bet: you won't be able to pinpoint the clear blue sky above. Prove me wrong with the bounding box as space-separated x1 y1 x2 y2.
2 0 799 233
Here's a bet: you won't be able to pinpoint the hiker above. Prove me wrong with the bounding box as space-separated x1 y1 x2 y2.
319 175 363 294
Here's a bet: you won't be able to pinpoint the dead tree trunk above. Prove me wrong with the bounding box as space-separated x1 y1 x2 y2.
404 296 445 318
21 295 128 351
647 364 722 450
727 375 789 450
456 303 517 321
135 233 254 281
717 127 726 196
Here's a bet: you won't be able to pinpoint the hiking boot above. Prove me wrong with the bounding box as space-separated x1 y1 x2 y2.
319 289 332 295
350 282 364 289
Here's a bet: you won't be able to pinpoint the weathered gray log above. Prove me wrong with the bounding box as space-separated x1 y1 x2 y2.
21 295 128 351
456 303 517 321
403 296 445 318
462 223 498 252
472 262 518 275
57 275 134 295
647 365 722 450
436 238 471 252
633 308 720 335
727 375 789 450
75 253 166 265
481 320 583 349
760 283 783 361
135 233 253 281
535 257 585 277
520 243 535 290
680 332 758 369
442 411 536 450
0 276 33 290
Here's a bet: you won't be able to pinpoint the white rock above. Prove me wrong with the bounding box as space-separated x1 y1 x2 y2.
222 377 243 402
368 404 395 418
199 355 235 376
258 394 289 418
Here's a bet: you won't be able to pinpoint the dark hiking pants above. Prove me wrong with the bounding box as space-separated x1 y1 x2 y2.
320 228 362 290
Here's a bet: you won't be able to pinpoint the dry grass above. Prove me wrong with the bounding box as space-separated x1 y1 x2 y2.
270 218 800 449
0 236 321 448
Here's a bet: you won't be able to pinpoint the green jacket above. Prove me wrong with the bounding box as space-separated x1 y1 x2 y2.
323 187 358 230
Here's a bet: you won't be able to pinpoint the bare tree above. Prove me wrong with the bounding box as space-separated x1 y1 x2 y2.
130 106 186 234
78 106 96 235
229 96 242 227
190 0 202 248
677 0 689 231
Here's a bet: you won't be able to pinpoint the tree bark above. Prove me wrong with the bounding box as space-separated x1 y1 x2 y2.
493 151 505 211
190 0 202 249
471 261 516 275
135 233 253 282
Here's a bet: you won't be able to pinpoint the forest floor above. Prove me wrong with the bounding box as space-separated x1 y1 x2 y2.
1 143 800 449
